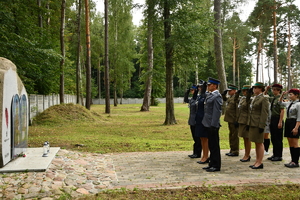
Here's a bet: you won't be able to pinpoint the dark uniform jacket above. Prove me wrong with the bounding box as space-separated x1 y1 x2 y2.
202 90 223 128
248 93 269 129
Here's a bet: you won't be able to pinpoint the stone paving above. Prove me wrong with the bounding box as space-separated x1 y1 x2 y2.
1 148 300 199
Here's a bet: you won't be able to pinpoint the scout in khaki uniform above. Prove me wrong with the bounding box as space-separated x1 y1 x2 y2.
279 88 300 168
222 84 239 156
247 82 269 169
264 84 285 161
237 85 252 162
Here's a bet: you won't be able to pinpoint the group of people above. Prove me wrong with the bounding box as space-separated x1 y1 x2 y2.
184 78 300 172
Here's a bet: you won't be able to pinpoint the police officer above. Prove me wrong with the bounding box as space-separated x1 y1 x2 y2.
195 81 209 164
202 77 222 172
248 82 269 169
264 84 284 161
222 84 239 157
184 85 202 158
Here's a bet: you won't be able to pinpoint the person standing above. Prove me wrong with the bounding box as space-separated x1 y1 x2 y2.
264 84 285 161
195 81 209 164
202 77 222 172
279 89 300 168
184 85 201 158
248 82 269 169
237 85 252 162
222 84 239 157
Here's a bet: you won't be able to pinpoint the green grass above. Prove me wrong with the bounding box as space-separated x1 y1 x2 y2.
29 103 287 153
74 184 300 200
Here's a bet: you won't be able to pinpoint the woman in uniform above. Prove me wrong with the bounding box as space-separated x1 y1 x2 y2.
247 82 269 169
184 85 201 158
236 85 252 162
195 81 209 164
279 88 300 168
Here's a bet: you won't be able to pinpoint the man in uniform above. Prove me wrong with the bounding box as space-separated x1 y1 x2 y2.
264 84 285 161
222 84 239 157
202 77 223 172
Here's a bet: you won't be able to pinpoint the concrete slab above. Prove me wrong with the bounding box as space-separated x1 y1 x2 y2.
0 147 60 173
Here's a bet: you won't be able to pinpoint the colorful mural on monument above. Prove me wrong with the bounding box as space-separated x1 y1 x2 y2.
0 57 28 167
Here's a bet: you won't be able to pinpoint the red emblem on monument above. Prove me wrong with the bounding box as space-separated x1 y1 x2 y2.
5 108 8 128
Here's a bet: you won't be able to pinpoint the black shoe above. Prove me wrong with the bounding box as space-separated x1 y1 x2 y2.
271 157 282 161
188 154 194 158
206 167 220 172
202 166 211 170
227 153 239 157
267 155 274 160
240 156 251 162
249 165 254 168
251 163 263 169
190 154 200 158
197 158 210 164
225 152 231 156
284 162 299 168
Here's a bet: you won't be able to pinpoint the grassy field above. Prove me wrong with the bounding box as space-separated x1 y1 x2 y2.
29 103 288 153
28 103 297 200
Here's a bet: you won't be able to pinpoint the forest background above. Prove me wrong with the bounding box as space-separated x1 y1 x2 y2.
1 0 300 114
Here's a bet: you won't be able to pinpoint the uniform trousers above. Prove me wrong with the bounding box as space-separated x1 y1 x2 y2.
228 122 239 155
190 125 202 156
206 127 221 169
270 116 284 157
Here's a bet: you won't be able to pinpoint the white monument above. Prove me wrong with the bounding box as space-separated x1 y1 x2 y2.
0 57 28 167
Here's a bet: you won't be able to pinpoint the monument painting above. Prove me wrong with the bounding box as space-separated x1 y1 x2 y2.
0 57 28 167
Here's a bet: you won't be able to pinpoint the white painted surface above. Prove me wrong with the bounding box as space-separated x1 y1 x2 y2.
0 147 60 173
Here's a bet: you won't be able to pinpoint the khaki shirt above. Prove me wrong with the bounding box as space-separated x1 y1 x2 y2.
269 95 285 117
248 93 269 129
237 96 250 125
223 94 238 123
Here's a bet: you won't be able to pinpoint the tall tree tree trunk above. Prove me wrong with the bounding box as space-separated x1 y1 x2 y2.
287 19 292 89
46 1 50 25
85 0 92 109
104 0 110 113
76 0 82 105
261 45 264 82
273 2 278 84
59 0 66 104
256 27 263 82
163 0 176 125
232 37 236 85
141 0 154 112
37 0 42 28
237 61 240 88
114 83 117 106
97 59 101 98
213 0 227 92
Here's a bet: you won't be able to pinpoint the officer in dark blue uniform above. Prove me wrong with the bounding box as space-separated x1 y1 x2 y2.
184 85 202 158
202 77 223 172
